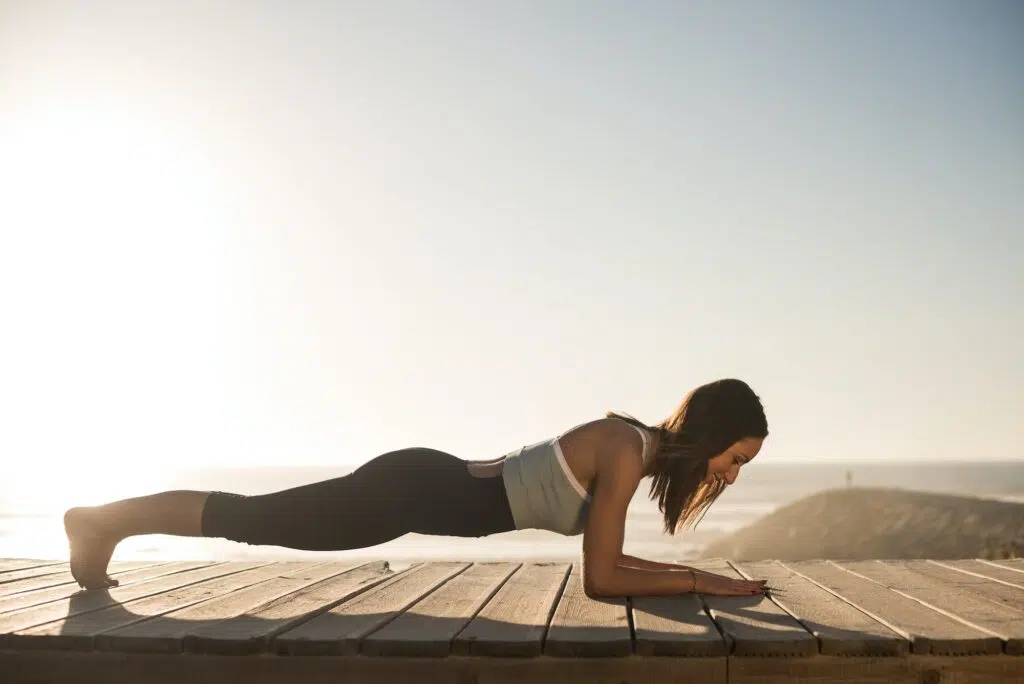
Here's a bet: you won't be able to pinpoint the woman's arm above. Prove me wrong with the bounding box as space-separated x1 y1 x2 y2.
618 555 753 585
618 554 726 576
582 454 699 596
581 440 764 598
618 554 694 572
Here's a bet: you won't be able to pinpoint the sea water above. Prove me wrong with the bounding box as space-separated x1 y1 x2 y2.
2 461 1021 564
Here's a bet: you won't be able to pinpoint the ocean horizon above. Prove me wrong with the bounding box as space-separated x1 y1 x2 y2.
3 460 1022 566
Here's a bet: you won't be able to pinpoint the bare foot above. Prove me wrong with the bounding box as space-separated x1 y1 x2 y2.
64 507 121 590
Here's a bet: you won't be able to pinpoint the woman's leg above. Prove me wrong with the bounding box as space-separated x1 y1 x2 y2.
64 491 211 590
201 448 514 548
65 448 514 589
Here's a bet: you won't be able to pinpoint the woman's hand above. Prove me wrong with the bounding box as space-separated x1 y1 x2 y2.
693 572 766 596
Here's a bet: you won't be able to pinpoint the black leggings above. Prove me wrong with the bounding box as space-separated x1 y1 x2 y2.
201 448 516 551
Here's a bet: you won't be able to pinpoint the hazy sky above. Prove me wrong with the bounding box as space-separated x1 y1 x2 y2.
1 1 1021 474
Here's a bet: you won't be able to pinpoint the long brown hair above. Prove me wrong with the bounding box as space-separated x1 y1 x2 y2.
608 378 768 534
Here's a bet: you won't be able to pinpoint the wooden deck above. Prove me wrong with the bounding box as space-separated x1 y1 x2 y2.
0 557 1022 683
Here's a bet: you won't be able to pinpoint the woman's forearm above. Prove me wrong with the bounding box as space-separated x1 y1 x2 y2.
585 562 698 598
618 553 695 572
618 554 726 577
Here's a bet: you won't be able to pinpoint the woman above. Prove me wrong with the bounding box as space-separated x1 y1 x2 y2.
65 378 769 597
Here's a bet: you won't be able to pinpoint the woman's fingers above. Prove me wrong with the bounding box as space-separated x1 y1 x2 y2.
708 574 760 588
735 578 766 595
721 580 759 595
697 575 771 596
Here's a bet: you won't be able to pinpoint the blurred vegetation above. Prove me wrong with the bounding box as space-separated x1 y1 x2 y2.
982 540 1022 559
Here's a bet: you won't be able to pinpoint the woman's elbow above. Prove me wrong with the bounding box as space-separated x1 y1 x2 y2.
583 567 617 598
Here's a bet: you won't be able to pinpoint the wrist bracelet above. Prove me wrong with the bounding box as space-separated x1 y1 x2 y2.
689 569 697 593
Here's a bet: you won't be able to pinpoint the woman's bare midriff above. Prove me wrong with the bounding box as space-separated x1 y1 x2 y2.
466 457 505 479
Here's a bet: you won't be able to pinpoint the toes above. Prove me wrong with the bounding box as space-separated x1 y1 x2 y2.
91 575 118 590
74 574 119 591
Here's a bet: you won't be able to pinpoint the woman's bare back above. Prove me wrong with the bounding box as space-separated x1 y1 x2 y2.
466 418 651 487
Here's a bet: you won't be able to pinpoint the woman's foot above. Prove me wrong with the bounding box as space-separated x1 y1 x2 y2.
64 506 121 590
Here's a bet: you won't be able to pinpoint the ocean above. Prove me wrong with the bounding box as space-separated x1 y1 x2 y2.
2 461 1022 566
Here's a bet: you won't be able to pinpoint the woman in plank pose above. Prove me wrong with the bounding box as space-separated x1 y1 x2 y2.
65 377 768 597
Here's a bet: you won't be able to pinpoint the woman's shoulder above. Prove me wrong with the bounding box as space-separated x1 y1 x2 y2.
562 416 645 444
566 417 647 476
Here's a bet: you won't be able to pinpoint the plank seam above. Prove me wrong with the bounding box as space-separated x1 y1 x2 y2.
0 562 66 576
977 559 1024 575
927 560 1024 589
539 562 573 654
448 562 523 650
684 557 733 655
0 562 170 599
98 564 341 652
186 561 402 652
974 557 1024 573
81 563 290 643
0 563 286 651
727 560 821 655
0 565 70 586
828 560 1006 654
902 561 1024 611
90 563 296 645
624 596 636 655
778 561 915 646
267 563 427 655
0 562 203 615
925 557 1024 589
354 562 473 651
696 595 733 655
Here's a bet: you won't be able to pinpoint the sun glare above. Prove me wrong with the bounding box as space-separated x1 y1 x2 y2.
0 104 230 490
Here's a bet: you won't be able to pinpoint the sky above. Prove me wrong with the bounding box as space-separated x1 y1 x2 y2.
0 0 1021 478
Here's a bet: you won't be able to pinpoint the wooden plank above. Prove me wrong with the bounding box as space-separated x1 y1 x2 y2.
186 561 394 654
732 560 907 656
452 561 569 657
18 561 299 651
543 565 632 657
690 559 816 656
0 561 156 599
989 558 1024 570
938 559 1024 589
631 596 726 657
0 559 65 574
729 654 1024 684
97 562 355 653
274 562 469 656
0 561 210 615
361 562 517 657
0 562 71 586
898 560 1024 611
787 560 1000 655
840 560 1024 654
630 569 726 657
0 649 730 684
0 561 268 647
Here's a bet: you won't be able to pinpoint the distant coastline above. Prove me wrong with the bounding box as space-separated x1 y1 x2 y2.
699 487 1024 561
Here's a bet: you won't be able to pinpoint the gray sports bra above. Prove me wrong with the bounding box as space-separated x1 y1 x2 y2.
500 420 654 535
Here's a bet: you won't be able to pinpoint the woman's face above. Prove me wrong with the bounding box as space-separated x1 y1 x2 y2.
704 437 763 486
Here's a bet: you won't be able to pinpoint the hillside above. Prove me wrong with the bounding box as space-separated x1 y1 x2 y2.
698 487 1024 561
